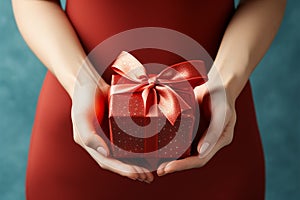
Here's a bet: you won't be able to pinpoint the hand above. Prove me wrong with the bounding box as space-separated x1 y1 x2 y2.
71 77 154 183
157 79 237 176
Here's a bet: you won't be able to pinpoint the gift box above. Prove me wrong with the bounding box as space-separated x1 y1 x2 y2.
108 51 207 159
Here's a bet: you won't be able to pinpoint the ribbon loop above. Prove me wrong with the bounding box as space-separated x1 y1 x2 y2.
111 51 207 125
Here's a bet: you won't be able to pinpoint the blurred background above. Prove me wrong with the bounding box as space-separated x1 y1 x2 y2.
0 0 299 199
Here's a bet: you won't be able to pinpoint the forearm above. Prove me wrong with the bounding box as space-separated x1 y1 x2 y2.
12 0 106 97
212 0 286 100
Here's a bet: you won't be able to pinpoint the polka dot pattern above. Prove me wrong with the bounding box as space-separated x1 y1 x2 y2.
109 74 196 159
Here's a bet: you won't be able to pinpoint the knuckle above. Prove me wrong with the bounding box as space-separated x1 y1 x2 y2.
219 131 233 146
73 133 96 148
73 133 81 144
225 136 233 146
99 163 107 170
81 135 96 148
70 106 80 120
224 133 233 146
70 106 75 118
232 113 237 123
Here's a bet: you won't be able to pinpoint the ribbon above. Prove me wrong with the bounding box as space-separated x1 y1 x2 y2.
110 51 207 125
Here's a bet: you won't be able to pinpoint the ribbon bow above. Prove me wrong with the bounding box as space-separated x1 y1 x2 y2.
110 51 207 125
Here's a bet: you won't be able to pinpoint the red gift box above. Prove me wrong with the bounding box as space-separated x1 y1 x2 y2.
108 51 207 159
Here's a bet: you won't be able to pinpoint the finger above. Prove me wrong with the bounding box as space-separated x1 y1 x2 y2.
157 161 169 176
87 133 110 157
131 165 154 183
132 165 147 182
73 110 147 181
73 121 110 156
159 115 236 175
142 167 154 183
71 80 110 154
194 124 235 166
137 166 154 183
197 104 228 158
86 147 140 180
161 136 231 176
195 77 229 158
161 124 235 175
220 118 235 147
157 121 226 176
198 109 235 156
160 156 202 175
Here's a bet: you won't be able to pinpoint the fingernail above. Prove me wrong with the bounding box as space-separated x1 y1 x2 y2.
157 168 164 176
157 171 165 176
97 147 108 157
199 142 210 155
144 180 151 184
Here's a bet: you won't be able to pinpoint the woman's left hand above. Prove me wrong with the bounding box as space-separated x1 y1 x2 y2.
156 0 287 176
157 80 237 176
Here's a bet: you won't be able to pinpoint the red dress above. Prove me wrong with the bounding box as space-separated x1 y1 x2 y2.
26 0 265 199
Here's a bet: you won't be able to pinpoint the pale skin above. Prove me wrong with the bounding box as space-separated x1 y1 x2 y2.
12 0 286 183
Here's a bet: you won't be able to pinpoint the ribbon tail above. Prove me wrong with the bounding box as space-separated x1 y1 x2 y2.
156 86 191 125
142 86 150 116
142 86 159 117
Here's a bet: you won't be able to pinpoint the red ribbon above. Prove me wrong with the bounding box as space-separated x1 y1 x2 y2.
110 51 207 125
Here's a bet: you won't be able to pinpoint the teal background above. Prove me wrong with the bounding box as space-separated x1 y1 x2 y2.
0 0 299 199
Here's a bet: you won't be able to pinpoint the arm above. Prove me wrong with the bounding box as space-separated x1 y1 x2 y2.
12 0 153 183
157 0 286 175
214 0 286 101
12 0 108 97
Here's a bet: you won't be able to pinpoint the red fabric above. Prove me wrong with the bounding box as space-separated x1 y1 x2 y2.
26 1 265 200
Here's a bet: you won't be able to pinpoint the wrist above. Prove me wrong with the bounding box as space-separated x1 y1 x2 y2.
58 58 106 100
54 72 77 99
208 64 248 103
61 69 109 102
219 71 240 103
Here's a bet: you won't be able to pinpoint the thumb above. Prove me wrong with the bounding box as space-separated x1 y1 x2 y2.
83 132 110 157
72 115 110 157
197 109 226 158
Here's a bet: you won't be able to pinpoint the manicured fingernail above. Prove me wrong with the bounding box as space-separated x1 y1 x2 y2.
144 180 151 184
199 142 210 155
97 147 108 157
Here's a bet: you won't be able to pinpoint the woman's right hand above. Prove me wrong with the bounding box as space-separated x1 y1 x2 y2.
70 76 154 183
